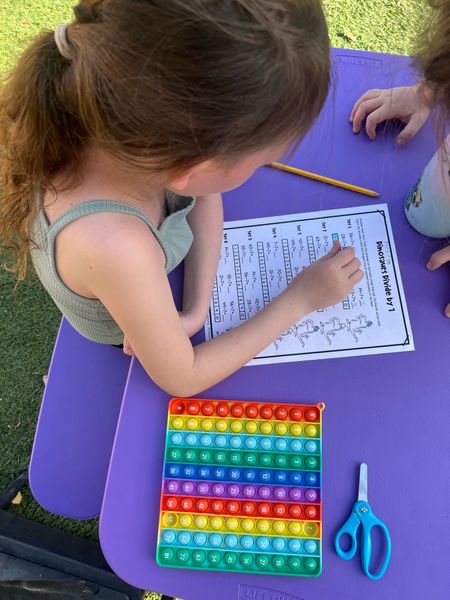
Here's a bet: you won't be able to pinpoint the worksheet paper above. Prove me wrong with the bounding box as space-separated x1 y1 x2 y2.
205 204 414 365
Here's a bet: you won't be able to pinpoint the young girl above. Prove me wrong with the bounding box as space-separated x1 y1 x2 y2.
349 0 450 317
0 0 363 396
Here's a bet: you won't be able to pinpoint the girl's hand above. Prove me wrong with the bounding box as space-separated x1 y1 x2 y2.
427 245 450 318
284 241 364 316
350 85 430 144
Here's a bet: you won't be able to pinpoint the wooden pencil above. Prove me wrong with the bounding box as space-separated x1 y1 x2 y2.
269 161 380 198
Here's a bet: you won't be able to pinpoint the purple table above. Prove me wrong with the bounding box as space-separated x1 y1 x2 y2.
99 50 450 599
29 318 131 519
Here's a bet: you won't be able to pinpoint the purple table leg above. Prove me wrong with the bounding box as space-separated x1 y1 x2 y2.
29 318 131 519
99 49 450 599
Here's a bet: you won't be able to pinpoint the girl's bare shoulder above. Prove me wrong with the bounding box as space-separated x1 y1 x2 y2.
44 191 165 299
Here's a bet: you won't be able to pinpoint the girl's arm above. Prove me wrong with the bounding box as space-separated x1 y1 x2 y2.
83 216 362 396
181 193 223 336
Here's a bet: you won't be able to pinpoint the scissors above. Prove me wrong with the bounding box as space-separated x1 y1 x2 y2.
334 463 391 580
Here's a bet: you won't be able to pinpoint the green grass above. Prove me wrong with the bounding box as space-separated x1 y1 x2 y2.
0 1 73 74
324 0 429 55
0 1 429 598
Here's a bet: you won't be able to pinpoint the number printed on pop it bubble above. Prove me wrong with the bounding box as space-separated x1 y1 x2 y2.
156 398 324 577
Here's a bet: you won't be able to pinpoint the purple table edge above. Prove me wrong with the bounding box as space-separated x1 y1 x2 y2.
29 317 131 519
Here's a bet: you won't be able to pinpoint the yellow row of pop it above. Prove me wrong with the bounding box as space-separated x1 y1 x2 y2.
169 416 320 438
161 512 320 538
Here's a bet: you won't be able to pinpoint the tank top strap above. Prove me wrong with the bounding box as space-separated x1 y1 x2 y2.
46 199 160 242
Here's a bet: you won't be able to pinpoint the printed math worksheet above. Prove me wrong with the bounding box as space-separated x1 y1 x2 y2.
205 204 414 365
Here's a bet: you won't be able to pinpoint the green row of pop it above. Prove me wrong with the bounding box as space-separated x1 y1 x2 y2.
157 546 321 577
165 447 321 471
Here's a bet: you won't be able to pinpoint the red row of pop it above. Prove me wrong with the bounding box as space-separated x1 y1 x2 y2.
162 495 320 520
170 399 320 422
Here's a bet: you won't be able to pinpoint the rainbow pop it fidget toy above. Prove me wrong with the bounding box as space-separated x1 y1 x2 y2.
157 398 324 577
156 399 324 577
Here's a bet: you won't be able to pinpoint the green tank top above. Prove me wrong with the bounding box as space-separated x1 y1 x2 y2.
30 192 196 345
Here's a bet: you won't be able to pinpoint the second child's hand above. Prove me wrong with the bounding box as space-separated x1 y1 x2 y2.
350 85 430 144
427 245 450 318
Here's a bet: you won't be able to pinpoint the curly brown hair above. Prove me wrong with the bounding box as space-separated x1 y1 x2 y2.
0 0 330 281
416 0 450 113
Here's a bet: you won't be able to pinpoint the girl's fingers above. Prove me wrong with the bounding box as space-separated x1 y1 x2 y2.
365 105 390 139
333 246 356 267
343 256 362 276
317 239 341 262
426 245 450 270
350 89 382 122
328 239 342 256
397 111 429 144
352 98 384 133
426 247 450 318
444 302 450 318
349 269 365 284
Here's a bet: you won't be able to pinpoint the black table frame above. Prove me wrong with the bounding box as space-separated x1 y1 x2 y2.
0 470 170 600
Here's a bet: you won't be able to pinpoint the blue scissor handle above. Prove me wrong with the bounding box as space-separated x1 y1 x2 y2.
335 501 392 580
356 501 392 581
334 506 361 560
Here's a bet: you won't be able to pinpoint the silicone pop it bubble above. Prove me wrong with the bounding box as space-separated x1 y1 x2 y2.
157 398 324 577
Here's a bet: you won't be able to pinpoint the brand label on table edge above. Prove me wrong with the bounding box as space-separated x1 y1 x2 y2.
335 54 382 69
238 584 305 600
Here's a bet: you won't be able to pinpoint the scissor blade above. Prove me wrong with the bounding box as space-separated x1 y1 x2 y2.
358 463 368 502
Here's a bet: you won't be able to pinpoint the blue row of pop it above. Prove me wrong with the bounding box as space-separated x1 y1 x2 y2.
168 432 319 454
165 464 320 487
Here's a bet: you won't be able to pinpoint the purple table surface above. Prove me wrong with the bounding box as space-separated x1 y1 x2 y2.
96 48 450 599
29 318 131 519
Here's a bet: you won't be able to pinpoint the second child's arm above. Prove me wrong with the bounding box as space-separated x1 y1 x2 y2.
86 220 362 396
